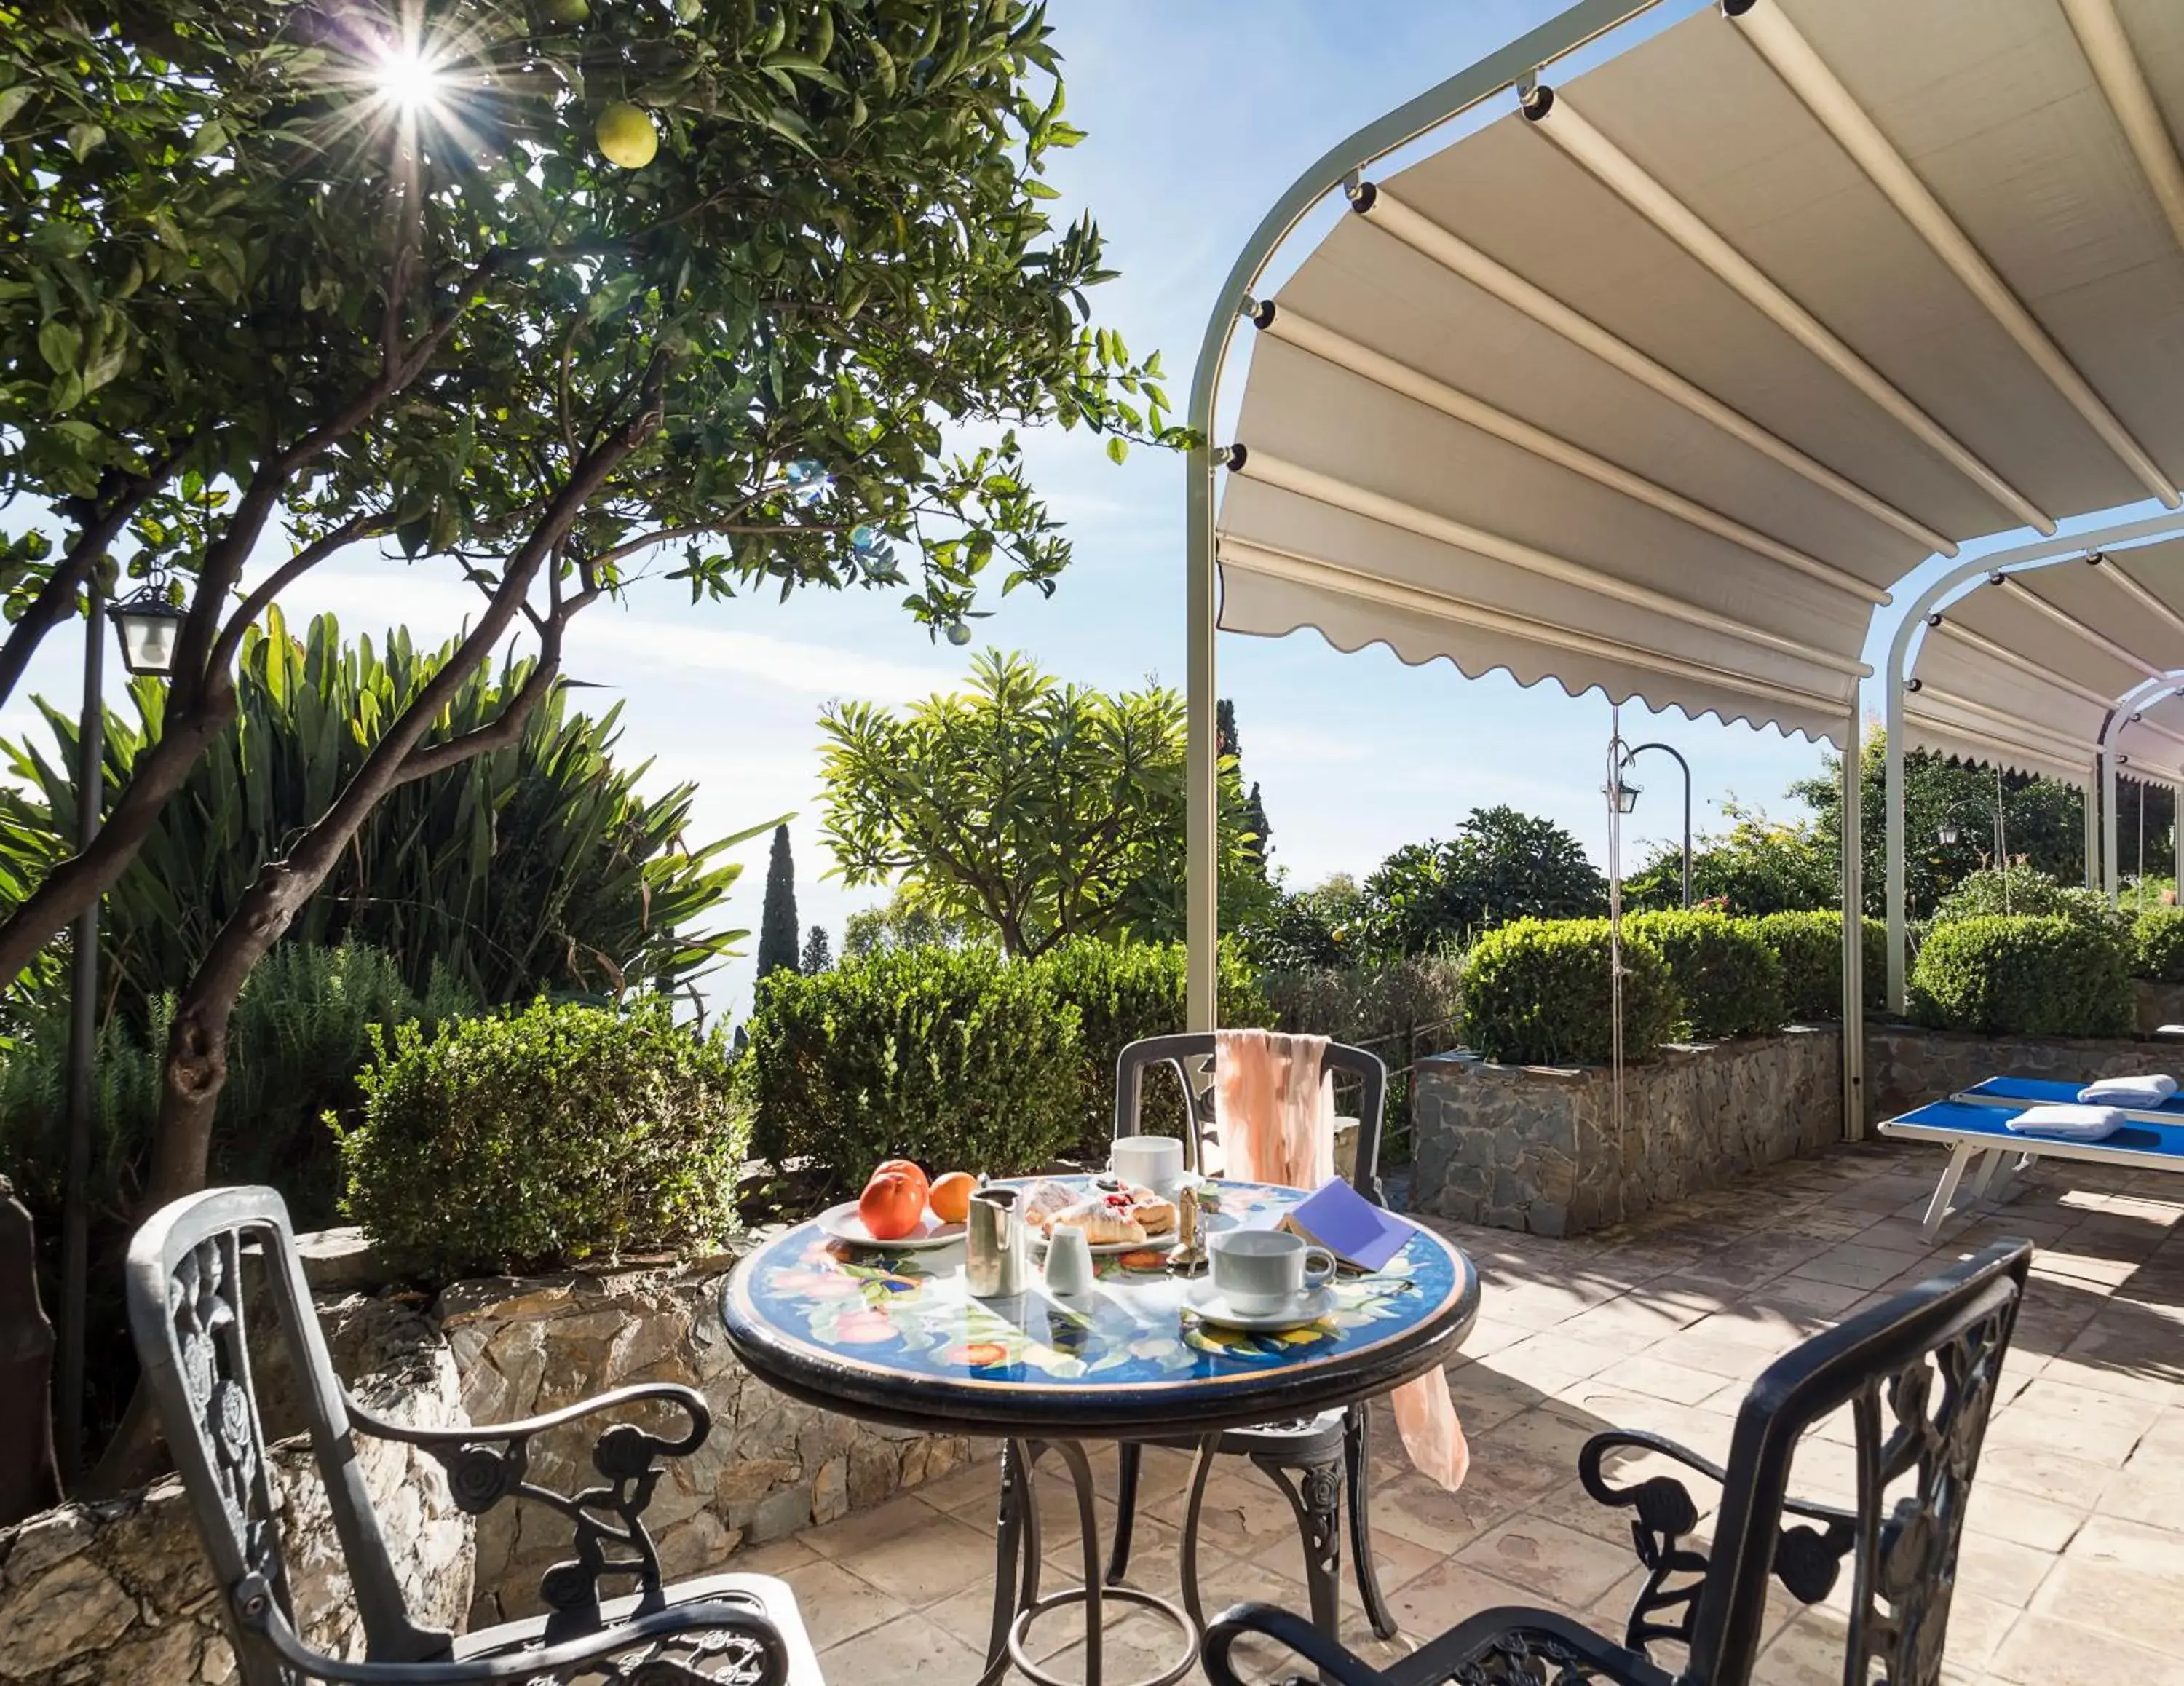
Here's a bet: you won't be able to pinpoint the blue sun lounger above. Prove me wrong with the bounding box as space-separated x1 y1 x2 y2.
1879 1076 2184 1239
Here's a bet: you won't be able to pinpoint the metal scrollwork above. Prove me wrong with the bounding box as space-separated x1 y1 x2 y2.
1848 1303 2011 1686
1446 1628 1601 1686
170 1236 286 1603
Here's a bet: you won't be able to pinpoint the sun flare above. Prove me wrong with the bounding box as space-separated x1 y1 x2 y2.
374 44 446 114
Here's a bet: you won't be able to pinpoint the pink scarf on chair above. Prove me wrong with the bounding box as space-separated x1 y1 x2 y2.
1211 1028 1470 1492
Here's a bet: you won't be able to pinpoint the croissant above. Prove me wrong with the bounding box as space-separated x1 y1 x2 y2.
1053 1199 1147 1246
1129 1193 1177 1237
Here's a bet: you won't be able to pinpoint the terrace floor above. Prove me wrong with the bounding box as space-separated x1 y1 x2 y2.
735 1143 2184 1685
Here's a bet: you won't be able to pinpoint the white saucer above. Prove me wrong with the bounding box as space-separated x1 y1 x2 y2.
1186 1280 1334 1332
1029 1227 1174 1258
816 1202 966 1251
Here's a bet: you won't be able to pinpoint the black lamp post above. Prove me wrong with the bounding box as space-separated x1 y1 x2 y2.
55 574 182 1481
1618 742 1693 909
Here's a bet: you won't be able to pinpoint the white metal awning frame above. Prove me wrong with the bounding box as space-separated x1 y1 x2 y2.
1182 0 2184 1146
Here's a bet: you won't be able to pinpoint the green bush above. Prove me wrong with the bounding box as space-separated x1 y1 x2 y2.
1623 911 1784 1039
341 997 745 1278
1908 915 2133 1038
1460 919 1679 1066
1748 912 1889 1024
746 946 1083 1194
1931 866 2132 943
2134 906 2184 984
1039 939 1267 1160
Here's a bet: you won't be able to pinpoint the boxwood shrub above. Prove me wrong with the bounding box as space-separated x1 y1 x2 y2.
1460 918 1679 1066
1749 911 1891 1023
1623 911 1784 1040
1039 938 1267 1161
2134 906 2184 984
746 944 1083 1194
339 997 745 1278
1908 914 2133 1037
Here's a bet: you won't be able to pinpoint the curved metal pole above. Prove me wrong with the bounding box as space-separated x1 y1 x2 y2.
1881 512 2184 1011
1621 742 1691 906
1181 0 1669 1029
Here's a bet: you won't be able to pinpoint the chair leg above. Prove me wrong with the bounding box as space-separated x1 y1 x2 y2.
1177 1435 1221 1629
1257 1448 1345 1647
1106 1441 1141 1585
1343 1406 1398 1641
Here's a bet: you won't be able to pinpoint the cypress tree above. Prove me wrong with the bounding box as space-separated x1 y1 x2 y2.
800 925 832 973
1216 697 1239 761
756 825 800 978
1243 780 1273 878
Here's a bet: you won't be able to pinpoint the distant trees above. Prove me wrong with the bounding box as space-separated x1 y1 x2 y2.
757 827 800 980
1623 803 1837 917
818 651 1268 957
1361 807 1606 957
800 926 833 974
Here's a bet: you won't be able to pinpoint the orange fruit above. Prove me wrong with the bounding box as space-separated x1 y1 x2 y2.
927 1171 976 1224
873 1158 930 1206
858 1171 925 1240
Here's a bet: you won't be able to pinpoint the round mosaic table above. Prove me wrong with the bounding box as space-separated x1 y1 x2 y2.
721 1178 1479 1686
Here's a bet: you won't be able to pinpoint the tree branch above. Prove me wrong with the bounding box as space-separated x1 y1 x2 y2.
0 470 169 712
207 512 387 676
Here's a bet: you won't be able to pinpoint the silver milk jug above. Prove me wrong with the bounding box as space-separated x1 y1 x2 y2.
965 1185 1026 1299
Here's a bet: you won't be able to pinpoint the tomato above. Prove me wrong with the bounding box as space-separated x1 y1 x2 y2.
872 1158 930 1206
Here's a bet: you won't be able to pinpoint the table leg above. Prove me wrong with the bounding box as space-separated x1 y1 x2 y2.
1254 1446 1345 1647
979 1441 1037 1686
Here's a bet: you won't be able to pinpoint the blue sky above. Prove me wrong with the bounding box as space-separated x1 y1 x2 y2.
16 0 2140 1024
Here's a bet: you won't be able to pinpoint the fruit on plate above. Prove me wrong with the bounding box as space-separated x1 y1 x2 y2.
927 1171 976 1224
872 1158 930 1206
858 1169 925 1240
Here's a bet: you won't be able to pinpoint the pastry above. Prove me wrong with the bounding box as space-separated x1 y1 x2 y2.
1020 1179 1082 1235
1051 1198 1147 1246
1128 1191 1177 1237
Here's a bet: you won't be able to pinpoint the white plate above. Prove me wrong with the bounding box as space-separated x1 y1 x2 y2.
1186 1280 1334 1332
816 1202 966 1251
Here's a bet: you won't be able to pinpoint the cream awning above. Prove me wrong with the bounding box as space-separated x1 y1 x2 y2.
1214 0 2184 748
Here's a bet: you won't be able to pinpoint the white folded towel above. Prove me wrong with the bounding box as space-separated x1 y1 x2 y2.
2076 1074 2178 1107
2008 1104 2126 1141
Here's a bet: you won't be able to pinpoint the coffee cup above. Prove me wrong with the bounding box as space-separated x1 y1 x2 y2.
1112 1135 1186 1196
1208 1229 1335 1314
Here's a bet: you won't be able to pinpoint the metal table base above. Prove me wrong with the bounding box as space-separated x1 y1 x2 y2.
979 1436 1219 1686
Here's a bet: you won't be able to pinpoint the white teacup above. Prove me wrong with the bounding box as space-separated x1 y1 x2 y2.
1112 1134 1186 1196
1208 1229 1335 1314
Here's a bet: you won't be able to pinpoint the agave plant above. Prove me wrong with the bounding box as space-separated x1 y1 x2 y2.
0 606 768 1021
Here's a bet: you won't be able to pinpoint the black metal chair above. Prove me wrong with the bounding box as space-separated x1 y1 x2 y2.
1203 1238 2034 1686
127 1186 821 1684
1106 1032 1399 1642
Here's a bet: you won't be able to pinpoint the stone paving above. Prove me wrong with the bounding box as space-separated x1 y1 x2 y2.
737 1141 2184 1685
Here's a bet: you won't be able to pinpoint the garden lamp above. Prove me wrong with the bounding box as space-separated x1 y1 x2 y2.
107 579 186 676
1936 820 1961 846
1606 770 1639 815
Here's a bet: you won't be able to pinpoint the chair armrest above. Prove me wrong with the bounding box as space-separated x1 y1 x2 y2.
348 1382 710 1628
1202 1602 1393 1686
241 1575 791 1685
1578 1428 1858 1655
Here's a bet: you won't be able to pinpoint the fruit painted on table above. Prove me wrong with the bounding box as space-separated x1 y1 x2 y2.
872 1158 930 1206
927 1171 976 1224
858 1169 925 1240
595 102 658 169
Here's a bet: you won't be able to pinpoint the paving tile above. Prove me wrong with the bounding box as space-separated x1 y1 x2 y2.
1964 1483 2090 1554
1990 1612 2184 1686
815 1611 988 1682
1367 1456 1563 1556
1453 1515 1637 1608
1953 1530 2057 1607
1382 1555 1537 1639
775 1556 911 1650
1589 1353 1734 1406
2033 1513 2184 1651
819 1509 1001 1607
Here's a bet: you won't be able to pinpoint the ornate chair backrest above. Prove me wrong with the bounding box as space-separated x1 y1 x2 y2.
126 1186 449 1684
1677 1239 2031 1686
1112 1032 1388 1201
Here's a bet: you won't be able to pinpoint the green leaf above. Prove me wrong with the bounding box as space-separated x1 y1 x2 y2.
1105 435 1128 465
66 122 103 161
36 319 79 376
0 85 35 132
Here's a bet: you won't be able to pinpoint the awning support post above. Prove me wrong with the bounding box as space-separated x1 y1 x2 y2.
1842 702 1865 1141
2086 763 2101 890
1885 628 1908 1014
1186 440 1219 1033
2103 753 2121 901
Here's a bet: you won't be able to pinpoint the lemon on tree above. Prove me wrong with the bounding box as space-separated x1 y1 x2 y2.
545 0 589 21
595 102 657 169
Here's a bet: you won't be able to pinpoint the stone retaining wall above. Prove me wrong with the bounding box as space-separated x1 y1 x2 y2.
1409 1027 1842 1237
1863 1021 2172 1123
438 1259 980 1629
0 1295 470 1685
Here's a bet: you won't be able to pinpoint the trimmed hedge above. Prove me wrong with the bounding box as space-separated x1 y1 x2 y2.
1624 911 1783 1040
1460 918 1680 1066
340 997 745 1278
1040 938 1268 1160
2135 906 2184 984
746 944 1084 1194
1908 914 2133 1037
1749 911 1890 1024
